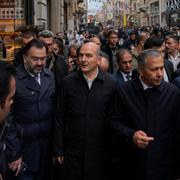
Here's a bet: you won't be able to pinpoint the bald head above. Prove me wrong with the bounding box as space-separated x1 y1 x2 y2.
79 42 100 78
90 36 101 47
80 42 100 56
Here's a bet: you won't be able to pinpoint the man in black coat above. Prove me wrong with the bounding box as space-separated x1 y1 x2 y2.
112 49 180 180
53 42 117 180
0 61 16 180
38 30 68 88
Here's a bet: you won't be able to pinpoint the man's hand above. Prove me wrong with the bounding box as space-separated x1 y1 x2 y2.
8 157 22 176
133 130 154 149
53 156 64 165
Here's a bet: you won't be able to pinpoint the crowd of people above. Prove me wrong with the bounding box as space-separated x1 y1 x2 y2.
0 25 180 180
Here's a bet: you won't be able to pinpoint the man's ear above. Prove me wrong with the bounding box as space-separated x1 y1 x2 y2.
97 56 101 64
23 55 27 63
138 65 143 74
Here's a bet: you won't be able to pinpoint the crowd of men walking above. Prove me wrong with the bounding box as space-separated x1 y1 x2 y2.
0 25 180 180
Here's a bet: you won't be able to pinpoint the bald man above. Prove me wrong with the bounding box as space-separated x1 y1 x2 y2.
90 36 110 72
54 42 117 180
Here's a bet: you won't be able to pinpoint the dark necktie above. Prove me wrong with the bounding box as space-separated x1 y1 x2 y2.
126 74 131 81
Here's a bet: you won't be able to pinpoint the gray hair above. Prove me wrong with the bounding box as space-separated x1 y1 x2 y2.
96 46 100 56
100 51 109 61
116 48 132 64
137 49 161 66
38 30 54 38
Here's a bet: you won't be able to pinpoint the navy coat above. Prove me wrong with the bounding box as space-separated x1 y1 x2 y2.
111 69 138 88
173 76 180 89
6 65 55 172
112 77 180 180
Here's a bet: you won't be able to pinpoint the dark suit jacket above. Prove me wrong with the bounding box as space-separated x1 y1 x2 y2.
164 59 174 82
112 77 180 180
111 69 139 88
173 76 180 89
172 68 180 80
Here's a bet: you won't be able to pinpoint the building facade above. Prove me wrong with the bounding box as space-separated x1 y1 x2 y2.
129 0 180 27
0 0 87 35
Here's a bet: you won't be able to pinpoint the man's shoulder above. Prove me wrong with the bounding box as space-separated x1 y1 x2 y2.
102 72 119 90
119 76 140 93
104 72 117 81
55 54 66 61
156 81 180 97
43 67 54 77
101 43 110 51
111 70 122 79
63 71 79 82
163 80 178 90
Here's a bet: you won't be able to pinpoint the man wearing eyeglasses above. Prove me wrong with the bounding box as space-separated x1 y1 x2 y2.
6 39 55 180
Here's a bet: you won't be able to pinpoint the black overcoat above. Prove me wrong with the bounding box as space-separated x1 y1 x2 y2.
54 70 117 180
112 77 180 180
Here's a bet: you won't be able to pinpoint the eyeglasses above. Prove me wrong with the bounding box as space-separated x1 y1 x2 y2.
30 56 47 62
121 60 133 64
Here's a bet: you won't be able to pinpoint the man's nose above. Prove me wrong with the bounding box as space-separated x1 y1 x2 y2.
157 69 163 77
37 59 44 65
80 56 86 62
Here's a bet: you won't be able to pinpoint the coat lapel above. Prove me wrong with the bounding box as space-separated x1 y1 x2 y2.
17 65 40 93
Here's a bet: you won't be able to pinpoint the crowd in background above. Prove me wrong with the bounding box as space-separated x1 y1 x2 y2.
0 24 180 180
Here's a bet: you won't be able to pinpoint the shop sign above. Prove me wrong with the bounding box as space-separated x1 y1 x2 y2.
166 0 180 11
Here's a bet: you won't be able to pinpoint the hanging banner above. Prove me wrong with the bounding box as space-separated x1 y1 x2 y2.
123 14 126 27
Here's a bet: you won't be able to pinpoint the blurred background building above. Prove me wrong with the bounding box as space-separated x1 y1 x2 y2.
129 0 180 27
0 0 88 35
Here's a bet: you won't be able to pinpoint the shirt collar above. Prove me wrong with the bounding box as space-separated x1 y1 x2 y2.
83 68 99 82
168 52 180 60
120 71 132 77
24 64 41 77
139 76 153 90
